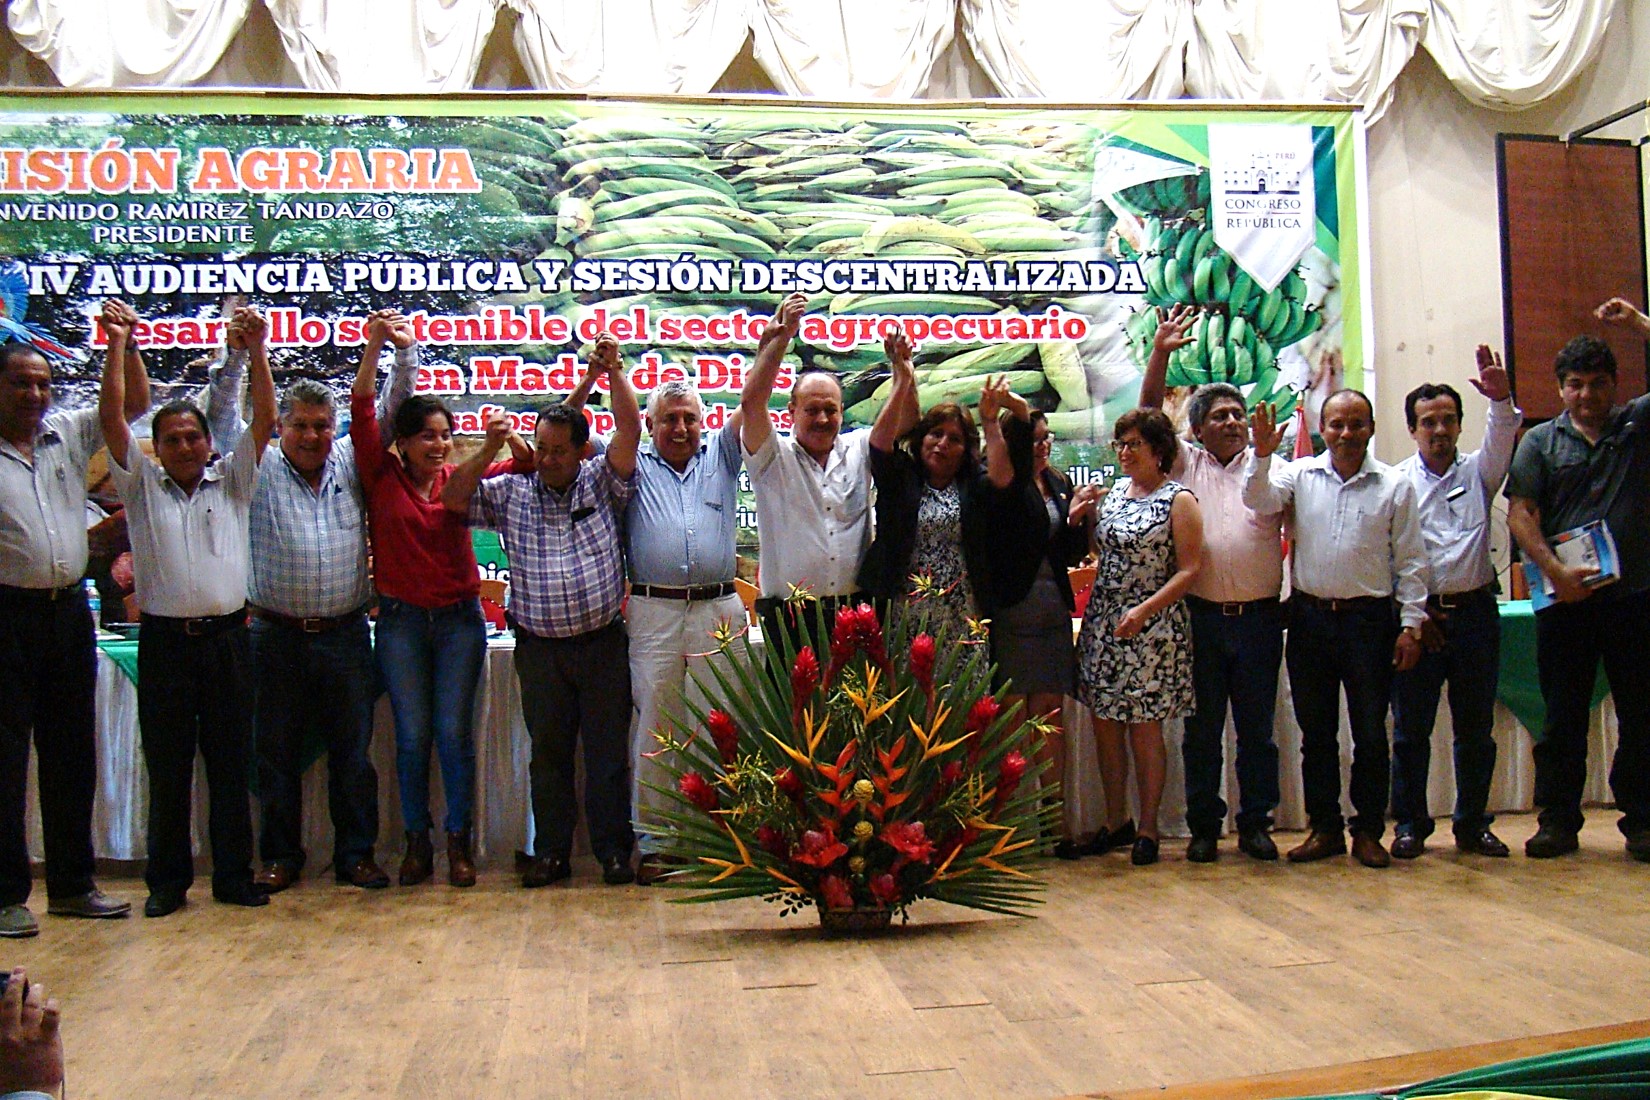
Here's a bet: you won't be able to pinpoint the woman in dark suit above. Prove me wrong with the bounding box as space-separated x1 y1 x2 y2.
989 409 1095 859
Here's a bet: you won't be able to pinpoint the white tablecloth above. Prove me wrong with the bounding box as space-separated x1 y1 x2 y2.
25 634 1623 866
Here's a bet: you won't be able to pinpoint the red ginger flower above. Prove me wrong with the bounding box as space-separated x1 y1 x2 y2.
678 771 718 812
774 767 804 801
881 819 935 865
705 709 739 767
995 751 1028 810
791 645 820 706
870 873 901 906
820 874 853 911
965 695 1000 734
909 632 935 692
792 825 848 869
756 824 789 858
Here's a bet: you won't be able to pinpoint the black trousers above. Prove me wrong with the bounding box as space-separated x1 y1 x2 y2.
514 618 634 864
137 618 256 895
0 587 97 906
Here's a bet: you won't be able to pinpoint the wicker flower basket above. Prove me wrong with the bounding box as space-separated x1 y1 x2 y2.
817 906 894 936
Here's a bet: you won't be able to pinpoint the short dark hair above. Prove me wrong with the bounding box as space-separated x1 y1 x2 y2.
151 400 209 439
1324 388 1374 422
1113 407 1177 474
1403 382 1463 430
1554 335 1616 380
0 341 47 376
392 395 452 441
899 401 979 472
1186 383 1245 431
535 401 589 446
1029 410 1071 491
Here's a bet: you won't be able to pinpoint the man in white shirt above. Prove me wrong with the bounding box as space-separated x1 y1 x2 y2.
1139 308 1284 862
740 292 873 650
1389 348 1518 860
1244 389 1427 868
0 311 150 938
101 303 277 917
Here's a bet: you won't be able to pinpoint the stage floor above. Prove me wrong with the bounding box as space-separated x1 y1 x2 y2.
12 813 1650 1099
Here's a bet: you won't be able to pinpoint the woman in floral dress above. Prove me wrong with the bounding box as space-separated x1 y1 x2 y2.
1073 408 1204 865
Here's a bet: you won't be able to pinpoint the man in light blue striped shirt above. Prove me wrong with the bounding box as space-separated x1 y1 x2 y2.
205 333 415 891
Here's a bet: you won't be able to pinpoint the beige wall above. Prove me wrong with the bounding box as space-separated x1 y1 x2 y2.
1366 0 1650 462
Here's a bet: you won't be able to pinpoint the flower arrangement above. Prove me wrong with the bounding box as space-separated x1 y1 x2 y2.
648 594 1051 928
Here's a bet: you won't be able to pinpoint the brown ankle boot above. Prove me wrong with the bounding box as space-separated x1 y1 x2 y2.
447 830 476 888
399 830 433 885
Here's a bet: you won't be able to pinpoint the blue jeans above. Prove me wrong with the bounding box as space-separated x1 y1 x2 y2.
1182 598 1283 837
250 613 380 871
1389 591 1499 838
1286 597 1397 839
375 597 486 835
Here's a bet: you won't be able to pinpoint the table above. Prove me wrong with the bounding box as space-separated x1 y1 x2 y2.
24 603 1626 866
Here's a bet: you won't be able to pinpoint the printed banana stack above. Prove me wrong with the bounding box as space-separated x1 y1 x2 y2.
1114 170 1321 416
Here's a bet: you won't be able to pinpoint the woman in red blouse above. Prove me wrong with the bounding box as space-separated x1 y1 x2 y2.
352 310 529 888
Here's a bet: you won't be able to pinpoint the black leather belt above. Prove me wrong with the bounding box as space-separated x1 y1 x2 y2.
1292 592 1387 612
1430 584 1495 611
631 582 737 602
251 605 366 633
1186 595 1280 617
141 608 248 638
0 582 82 601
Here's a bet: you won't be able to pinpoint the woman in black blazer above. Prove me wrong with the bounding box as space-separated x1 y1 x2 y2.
988 409 1095 858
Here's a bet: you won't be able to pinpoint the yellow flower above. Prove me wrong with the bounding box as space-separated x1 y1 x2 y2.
853 821 874 842
848 856 866 874
852 778 875 805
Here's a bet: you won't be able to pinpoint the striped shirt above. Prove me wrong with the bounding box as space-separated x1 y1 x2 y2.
469 457 635 638
208 346 417 617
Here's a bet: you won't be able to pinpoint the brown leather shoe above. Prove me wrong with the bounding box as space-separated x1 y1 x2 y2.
1287 829 1347 863
1351 833 1391 869
636 854 687 886
254 863 298 894
399 830 434 886
447 830 477 888
521 855 570 888
337 857 390 889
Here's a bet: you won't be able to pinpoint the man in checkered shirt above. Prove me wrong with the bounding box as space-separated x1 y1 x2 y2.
442 334 642 888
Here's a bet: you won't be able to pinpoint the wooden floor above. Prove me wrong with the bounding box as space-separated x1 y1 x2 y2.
12 813 1650 1099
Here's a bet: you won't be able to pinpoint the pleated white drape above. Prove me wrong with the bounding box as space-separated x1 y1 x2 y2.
3 0 1626 120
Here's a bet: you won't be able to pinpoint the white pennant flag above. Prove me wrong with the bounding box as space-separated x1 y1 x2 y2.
1207 124 1316 292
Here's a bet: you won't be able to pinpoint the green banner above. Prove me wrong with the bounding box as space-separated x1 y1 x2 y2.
0 93 1365 527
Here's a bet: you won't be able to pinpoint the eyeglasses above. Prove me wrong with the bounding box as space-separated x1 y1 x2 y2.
1113 439 1148 452
1032 433 1052 446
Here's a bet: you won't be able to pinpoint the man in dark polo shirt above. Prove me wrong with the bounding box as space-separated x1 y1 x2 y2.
1506 303 1650 862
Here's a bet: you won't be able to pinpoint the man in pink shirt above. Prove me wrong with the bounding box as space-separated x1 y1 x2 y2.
1139 307 1284 862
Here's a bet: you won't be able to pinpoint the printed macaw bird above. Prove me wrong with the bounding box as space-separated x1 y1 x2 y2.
0 259 85 363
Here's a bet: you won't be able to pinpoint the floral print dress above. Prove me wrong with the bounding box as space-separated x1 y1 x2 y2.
1076 479 1194 721
902 481 978 646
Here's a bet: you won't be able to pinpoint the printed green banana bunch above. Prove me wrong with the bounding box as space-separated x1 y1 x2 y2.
1111 171 1211 218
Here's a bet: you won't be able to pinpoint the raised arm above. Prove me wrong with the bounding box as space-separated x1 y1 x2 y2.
1468 344 1518 492
599 334 642 479
440 412 512 514
352 309 396 401
377 313 419 451
1595 297 1650 338
869 329 918 453
1241 402 1290 514
978 375 1030 489
1136 304 1196 411
1115 489 1203 640
101 299 151 422
741 291 808 456
97 306 136 469
240 306 276 466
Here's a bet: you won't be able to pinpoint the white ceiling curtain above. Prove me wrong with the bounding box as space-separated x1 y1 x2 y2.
261 0 501 92
960 0 1187 100
504 0 749 94
1422 0 1617 111
5 0 252 87
748 0 955 98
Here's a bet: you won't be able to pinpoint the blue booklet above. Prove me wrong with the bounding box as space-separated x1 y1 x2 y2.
1523 520 1621 611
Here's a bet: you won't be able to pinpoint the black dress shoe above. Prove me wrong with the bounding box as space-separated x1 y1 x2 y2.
1237 829 1279 861
1186 835 1218 863
1455 828 1510 858
522 856 571 888
1626 830 1650 863
213 883 270 908
601 855 636 886
1525 825 1579 859
144 890 186 918
1052 839 1084 861
1390 831 1425 860
1081 820 1136 856
1130 835 1159 866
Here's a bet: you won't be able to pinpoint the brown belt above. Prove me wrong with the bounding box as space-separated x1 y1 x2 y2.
251 605 367 633
1292 592 1387 612
631 582 737 602
1186 595 1280 617
141 608 248 638
1430 584 1496 611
